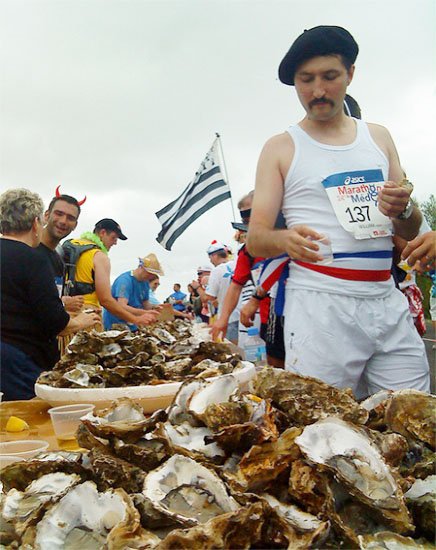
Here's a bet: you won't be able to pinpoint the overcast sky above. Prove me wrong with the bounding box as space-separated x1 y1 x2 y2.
1 0 435 301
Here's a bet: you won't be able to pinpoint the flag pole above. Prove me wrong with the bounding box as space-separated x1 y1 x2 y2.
215 132 237 222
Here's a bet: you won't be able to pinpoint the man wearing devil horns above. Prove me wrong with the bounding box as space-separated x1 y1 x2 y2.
35 186 86 314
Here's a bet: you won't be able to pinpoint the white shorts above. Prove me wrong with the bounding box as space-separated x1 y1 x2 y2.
283 288 430 399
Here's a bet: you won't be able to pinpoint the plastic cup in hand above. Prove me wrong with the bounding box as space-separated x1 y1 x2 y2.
313 234 333 265
48 404 95 442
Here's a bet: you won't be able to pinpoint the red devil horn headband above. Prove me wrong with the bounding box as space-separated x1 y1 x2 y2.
55 185 87 206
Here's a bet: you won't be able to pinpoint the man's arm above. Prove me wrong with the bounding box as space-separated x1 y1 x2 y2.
93 253 157 325
142 299 162 311
246 134 323 260
369 124 422 240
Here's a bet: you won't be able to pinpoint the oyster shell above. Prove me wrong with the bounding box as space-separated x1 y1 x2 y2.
252 367 369 425
361 389 393 429
384 390 436 450
261 493 330 547
150 327 177 344
88 448 146 493
358 531 435 549
100 365 155 387
154 502 267 549
1 472 81 536
167 374 240 429
112 434 170 471
143 454 239 526
224 427 301 492
204 398 283 453
295 417 413 533
156 421 225 460
186 374 239 420
404 475 436 540
201 400 252 430
61 364 104 388
80 397 148 438
0 453 85 492
27 481 153 549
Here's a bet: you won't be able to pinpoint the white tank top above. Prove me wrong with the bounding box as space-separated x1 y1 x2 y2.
283 119 394 298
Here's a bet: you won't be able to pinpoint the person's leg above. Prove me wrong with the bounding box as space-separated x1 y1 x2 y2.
365 290 430 395
264 299 285 368
0 342 42 400
283 290 373 396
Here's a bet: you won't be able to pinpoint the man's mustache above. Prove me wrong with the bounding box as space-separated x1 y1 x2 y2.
309 98 334 108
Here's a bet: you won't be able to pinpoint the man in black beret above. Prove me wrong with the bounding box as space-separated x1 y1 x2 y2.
246 25 429 399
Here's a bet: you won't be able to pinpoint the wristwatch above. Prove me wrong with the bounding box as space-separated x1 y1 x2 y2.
397 200 414 220
252 291 266 301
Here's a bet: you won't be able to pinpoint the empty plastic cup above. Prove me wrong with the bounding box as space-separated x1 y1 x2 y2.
0 440 49 461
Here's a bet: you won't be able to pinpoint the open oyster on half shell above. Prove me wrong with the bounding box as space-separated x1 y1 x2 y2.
295 417 413 533
1 472 81 537
22 481 158 550
142 454 239 527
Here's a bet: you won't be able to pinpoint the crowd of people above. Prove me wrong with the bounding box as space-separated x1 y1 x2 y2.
1 24 435 403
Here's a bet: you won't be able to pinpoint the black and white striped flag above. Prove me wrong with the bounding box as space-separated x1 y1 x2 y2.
155 138 231 251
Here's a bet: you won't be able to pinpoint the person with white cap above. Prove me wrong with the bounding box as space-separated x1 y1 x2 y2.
247 25 429 398
103 253 163 330
191 240 238 342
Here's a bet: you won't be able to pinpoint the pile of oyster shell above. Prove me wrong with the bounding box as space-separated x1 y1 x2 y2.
36 320 246 388
1 368 435 549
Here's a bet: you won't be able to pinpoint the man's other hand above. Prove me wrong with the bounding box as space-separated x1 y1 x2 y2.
378 181 411 218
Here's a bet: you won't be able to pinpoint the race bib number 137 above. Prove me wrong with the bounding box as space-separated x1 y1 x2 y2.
322 169 392 240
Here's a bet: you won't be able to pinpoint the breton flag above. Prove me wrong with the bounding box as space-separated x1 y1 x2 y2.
155 137 231 251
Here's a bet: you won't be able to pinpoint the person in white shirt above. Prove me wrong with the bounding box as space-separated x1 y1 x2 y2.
247 25 429 398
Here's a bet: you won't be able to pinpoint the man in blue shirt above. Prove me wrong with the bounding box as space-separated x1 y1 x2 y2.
103 253 163 330
166 283 187 312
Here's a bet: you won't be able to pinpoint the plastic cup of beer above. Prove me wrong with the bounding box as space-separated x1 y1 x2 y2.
48 404 95 442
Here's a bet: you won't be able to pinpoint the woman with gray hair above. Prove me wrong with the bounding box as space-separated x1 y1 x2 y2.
0 188 100 401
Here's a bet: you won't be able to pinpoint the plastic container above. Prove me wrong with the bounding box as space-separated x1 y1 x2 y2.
242 327 267 369
35 360 256 413
0 440 49 461
48 404 95 441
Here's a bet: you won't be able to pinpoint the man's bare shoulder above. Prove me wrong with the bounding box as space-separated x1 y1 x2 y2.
367 122 397 158
367 122 393 142
93 250 110 268
262 131 294 153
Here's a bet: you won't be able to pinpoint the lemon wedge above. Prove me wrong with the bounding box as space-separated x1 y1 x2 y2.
5 416 29 432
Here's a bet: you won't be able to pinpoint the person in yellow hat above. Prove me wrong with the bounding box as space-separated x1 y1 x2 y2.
103 253 164 331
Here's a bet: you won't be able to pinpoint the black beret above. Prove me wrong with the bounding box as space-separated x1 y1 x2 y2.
278 25 359 86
